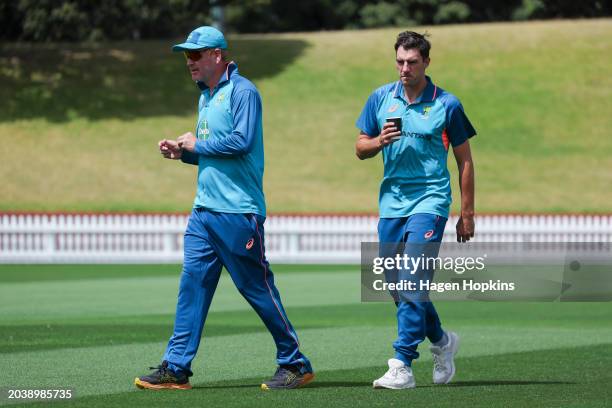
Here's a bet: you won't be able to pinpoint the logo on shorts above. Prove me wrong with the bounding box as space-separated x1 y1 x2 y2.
246 238 255 250
388 104 399 113
424 230 434 239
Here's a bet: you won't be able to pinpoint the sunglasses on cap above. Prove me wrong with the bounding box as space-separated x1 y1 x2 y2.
183 49 216 61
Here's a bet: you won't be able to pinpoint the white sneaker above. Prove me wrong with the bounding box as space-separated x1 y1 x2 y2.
372 358 416 389
430 331 460 384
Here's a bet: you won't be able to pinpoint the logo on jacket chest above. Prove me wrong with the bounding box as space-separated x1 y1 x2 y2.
215 92 226 106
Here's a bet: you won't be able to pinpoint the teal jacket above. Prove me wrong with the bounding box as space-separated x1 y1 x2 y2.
182 62 266 216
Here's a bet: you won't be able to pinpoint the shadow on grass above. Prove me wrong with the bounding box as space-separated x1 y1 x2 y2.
445 380 575 387
307 379 575 389
195 383 261 390
192 351 585 391
0 38 308 122
196 381 370 390
0 322 266 354
193 380 576 390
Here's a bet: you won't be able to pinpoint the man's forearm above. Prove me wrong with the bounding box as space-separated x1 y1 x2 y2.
356 136 382 160
458 159 475 216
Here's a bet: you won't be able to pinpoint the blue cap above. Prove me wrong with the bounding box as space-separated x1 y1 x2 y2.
172 26 227 52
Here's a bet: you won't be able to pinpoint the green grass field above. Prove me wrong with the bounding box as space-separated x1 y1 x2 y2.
1 19 611 213
1 264 611 407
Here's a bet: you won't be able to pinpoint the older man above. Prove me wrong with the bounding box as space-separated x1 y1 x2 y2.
134 26 314 391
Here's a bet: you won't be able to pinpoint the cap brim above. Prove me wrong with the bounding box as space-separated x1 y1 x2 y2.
172 43 206 52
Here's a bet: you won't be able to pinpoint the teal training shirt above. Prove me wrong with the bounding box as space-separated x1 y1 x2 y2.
181 62 266 216
356 77 476 219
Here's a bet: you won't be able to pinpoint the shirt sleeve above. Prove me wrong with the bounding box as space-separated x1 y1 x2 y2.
355 91 381 137
180 150 199 165
193 89 260 156
444 96 476 147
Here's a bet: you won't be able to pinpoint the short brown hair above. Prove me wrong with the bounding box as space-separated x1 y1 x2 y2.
394 31 431 59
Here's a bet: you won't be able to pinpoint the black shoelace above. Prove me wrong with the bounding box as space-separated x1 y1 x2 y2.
148 362 169 375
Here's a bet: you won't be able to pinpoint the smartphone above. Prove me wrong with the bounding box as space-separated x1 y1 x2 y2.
386 117 402 140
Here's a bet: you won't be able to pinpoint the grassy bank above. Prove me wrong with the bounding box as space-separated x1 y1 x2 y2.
1 19 610 213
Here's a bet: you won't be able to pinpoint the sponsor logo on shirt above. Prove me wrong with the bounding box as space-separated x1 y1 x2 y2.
388 104 399 113
197 119 210 139
421 106 432 119
424 230 434 239
401 131 432 141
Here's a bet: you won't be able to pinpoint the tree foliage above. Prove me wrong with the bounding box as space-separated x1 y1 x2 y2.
0 0 609 41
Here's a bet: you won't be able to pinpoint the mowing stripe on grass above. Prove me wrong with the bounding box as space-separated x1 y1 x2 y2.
0 264 352 283
3 302 612 353
0 304 396 353
0 270 360 320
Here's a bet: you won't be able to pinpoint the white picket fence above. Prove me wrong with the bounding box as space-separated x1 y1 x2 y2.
0 213 611 264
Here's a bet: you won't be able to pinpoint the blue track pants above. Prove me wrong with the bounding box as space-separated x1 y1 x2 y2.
163 209 312 376
378 213 447 366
